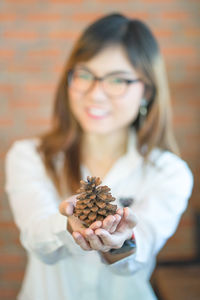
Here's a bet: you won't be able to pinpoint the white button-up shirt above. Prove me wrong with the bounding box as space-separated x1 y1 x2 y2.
5 128 193 300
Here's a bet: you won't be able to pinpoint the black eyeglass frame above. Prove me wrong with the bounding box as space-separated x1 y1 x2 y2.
67 67 143 98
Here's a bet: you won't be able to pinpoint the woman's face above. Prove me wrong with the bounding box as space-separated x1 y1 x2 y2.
68 45 145 135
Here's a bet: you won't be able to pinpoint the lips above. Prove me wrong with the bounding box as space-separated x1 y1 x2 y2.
86 107 110 119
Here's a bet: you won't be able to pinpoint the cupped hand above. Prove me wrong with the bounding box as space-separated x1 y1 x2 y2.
72 207 137 253
59 196 89 242
59 195 97 251
59 197 137 252
59 195 104 251
85 207 137 252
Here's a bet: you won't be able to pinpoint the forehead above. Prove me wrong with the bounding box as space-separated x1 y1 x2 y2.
77 45 138 77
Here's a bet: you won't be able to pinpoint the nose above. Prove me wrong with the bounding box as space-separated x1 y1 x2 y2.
88 79 107 102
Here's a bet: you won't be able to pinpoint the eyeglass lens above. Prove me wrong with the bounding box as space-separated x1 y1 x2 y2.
69 68 131 97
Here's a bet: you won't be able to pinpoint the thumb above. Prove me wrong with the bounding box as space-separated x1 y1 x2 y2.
59 195 77 217
124 207 138 228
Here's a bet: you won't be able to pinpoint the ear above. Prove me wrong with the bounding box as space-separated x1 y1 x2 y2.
143 84 155 102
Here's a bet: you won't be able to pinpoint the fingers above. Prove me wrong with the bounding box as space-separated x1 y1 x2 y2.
73 228 108 252
109 214 121 233
116 207 138 233
102 215 116 232
67 215 87 235
59 195 77 217
84 228 104 251
89 221 102 230
124 207 138 227
95 229 123 249
72 232 92 251
101 213 122 233
116 208 123 217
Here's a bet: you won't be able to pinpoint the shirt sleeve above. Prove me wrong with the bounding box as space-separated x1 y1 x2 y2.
5 139 76 265
101 151 194 275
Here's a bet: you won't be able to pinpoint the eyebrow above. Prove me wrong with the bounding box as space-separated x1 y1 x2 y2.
106 70 134 76
77 65 134 76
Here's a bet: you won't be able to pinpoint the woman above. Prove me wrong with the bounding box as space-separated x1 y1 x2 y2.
5 13 193 300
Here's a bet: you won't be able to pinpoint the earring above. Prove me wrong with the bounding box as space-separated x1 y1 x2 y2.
139 98 148 128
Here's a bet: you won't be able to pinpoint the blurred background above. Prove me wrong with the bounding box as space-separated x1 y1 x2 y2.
0 0 199 299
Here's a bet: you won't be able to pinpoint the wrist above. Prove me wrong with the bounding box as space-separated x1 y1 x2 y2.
109 231 136 255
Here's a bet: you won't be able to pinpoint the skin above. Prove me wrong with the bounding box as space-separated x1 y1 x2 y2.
59 196 138 263
59 45 144 262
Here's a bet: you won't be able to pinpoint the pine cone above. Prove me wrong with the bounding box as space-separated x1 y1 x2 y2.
74 176 117 227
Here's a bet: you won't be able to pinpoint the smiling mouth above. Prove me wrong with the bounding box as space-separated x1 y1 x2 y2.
86 107 110 119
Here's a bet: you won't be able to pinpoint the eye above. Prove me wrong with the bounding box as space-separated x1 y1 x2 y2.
74 69 93 80
80 73 92 80
107 77 126 84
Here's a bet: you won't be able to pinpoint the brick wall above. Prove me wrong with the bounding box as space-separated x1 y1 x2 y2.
0 0 199 299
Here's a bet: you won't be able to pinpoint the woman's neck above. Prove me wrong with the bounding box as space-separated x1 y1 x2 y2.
81 127 129 163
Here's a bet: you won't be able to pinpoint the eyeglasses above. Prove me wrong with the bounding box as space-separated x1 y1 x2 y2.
67 67 142 98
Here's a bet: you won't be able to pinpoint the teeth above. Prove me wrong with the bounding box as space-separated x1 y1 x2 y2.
88 108 108 117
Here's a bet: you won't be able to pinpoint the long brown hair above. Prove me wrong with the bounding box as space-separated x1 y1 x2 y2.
36 13 179 196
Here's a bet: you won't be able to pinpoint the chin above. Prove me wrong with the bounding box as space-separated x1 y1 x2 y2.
80 124 114 135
